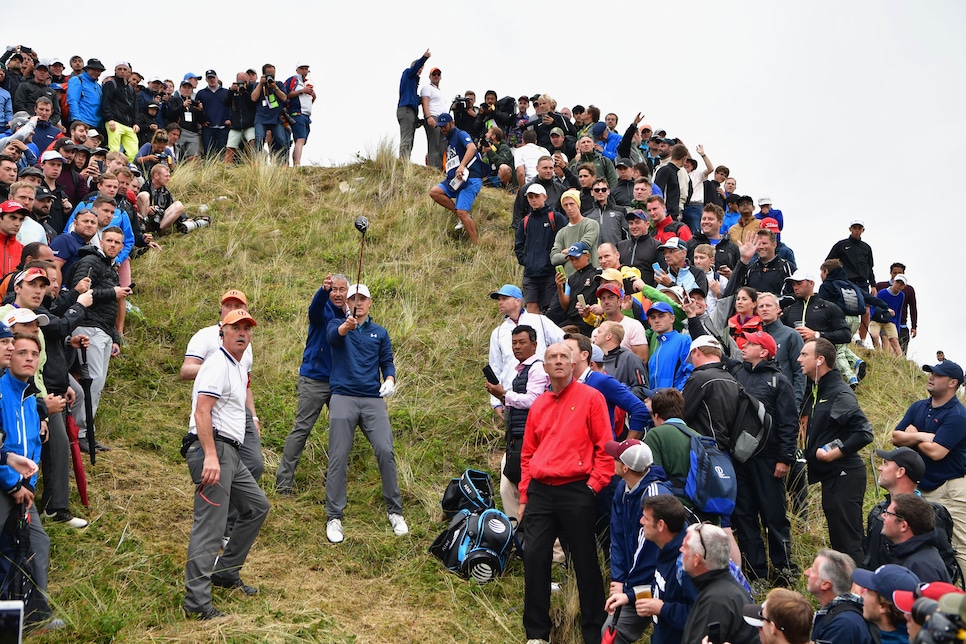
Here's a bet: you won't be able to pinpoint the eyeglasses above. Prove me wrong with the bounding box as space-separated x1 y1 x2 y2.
881 509 905 521
196 481 229 506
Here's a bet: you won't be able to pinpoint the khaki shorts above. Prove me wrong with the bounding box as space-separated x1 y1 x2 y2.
227 127 256 149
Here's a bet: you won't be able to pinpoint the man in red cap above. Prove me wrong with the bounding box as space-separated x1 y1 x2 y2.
729 330 799 587
759 216 797 270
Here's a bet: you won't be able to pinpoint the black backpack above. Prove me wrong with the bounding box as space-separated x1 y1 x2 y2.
827 279 867 316
730 384 773 463
429 508 517 583
440 469 494 518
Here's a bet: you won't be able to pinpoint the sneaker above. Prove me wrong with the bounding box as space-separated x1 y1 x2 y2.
550 582 561 594
185 606 226 620
42 510 89 529
388 513 409 536
454 221 465 231
849 376 859 390
855 359 867 381
211 575 258 596
221 536 230 551
326 518 344 543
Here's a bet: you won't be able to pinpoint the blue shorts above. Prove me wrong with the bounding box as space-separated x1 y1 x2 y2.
437 177 482 212
290 113 311 141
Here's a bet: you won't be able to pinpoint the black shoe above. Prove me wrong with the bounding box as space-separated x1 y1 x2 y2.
275 486 293 496
211 575 258 596
95 440 112 452
855 359 868 381
77 438 89 453
185 606 226 620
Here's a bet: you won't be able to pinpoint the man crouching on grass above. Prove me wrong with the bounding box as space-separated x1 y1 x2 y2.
183 309 269 620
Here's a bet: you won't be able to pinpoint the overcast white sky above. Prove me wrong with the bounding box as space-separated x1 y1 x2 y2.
26 0 965 367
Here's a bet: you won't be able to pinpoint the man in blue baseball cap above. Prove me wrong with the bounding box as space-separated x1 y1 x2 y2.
428 112 484 244
646 301 692 390
892 358 966 574
852 564 919 640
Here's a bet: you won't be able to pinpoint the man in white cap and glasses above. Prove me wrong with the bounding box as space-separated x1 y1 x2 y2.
324 284 406 543
602 439 672 643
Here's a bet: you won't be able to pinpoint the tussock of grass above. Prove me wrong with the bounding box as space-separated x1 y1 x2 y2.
32 147 939 642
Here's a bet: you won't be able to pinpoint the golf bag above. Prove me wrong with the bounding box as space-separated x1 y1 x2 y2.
429 508 516 583
440 469 494 518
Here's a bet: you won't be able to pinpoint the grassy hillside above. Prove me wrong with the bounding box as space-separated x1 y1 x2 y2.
32 149 934 643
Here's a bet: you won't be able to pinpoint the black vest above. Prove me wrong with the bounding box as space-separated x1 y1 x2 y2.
505 360 541 439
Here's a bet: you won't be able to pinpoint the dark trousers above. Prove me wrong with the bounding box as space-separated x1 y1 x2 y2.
819 465 867 565
733 458 792 579
899 326 911 355
523 479 604 644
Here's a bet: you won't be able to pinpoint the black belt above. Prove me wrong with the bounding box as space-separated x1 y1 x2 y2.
213 431 241 450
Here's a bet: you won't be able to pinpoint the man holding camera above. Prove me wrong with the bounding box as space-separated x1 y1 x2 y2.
136 164 186 233
165 80 204 161
225 72 257 164
250 64 289 161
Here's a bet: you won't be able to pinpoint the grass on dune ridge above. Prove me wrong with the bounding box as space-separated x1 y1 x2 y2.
31 146 941 643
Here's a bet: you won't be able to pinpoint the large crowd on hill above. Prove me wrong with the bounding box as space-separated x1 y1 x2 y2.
396 50 965 644
0 41 324 632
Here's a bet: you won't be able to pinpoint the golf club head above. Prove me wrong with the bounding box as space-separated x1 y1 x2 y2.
354 216 369 234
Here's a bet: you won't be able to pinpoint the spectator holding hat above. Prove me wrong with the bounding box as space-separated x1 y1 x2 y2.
892 357 966 575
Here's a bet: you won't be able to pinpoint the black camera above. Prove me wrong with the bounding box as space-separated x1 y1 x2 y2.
452 95 468 110
912 596 966 643
265 74 275 84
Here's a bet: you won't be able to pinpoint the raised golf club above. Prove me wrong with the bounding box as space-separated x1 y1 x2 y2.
353 216 369 318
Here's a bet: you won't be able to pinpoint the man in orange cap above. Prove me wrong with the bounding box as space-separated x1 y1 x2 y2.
183 308 269 619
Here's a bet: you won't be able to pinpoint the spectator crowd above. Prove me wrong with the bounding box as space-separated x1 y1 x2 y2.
396 53 960 644
0 44 953 641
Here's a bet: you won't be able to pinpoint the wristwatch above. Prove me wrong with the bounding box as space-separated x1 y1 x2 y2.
815 331 821 338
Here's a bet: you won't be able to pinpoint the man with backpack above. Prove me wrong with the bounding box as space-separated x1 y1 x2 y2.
728 331 798 588
513 184 568 313
863 447 959 584
783 268 858 387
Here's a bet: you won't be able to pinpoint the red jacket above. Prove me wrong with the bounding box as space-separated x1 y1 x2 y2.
0 233 23 277
519 379 613 503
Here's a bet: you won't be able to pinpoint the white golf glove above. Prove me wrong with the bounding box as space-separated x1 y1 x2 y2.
379 379 395 398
